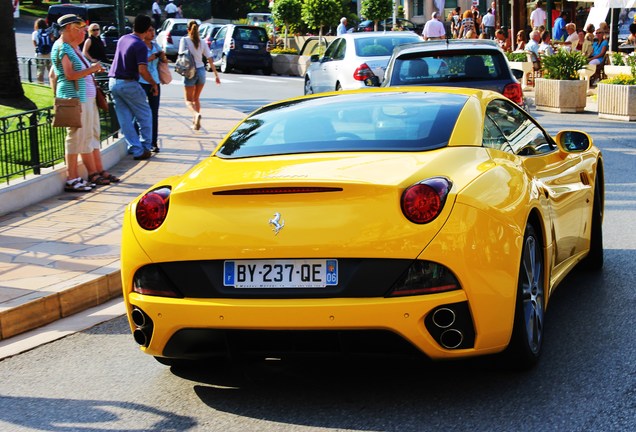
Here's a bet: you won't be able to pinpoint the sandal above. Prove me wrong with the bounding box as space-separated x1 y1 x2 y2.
89 172 111 186
65 178 92 193
100 170 120 183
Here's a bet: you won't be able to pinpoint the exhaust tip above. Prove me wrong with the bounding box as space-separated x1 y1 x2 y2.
131 307 146 328
133 329 148 347
432 307 456 329
440 329 463 349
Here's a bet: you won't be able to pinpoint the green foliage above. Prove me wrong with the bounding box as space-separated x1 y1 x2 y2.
272 0 302 45
610 51 625 66
270 48 299 54
301 0 341 34
540 50 588 80
600 74 636 85
505 52 528 62
360 0 392 23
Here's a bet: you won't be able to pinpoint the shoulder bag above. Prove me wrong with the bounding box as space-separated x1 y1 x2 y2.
174 38 196 79
154 42 173 84
53 48 82 128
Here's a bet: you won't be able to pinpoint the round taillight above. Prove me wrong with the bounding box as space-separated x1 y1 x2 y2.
401 178 451 224
136 187 171 230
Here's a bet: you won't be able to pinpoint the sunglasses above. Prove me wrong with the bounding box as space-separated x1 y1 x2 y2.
91 29 100 32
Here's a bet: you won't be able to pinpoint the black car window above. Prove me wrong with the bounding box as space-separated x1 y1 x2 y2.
333 38 347 60
87 7 116 24
323 39 342 60
215 27 227 41
235 27 267 42
391 50 508 85
486 99 555 156
171 23 188 36
216 92 468 158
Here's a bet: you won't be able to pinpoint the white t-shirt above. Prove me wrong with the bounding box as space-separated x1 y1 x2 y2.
179 36 212 69
530 8 546 27
152 1 161 14
165 2 178 14
423 19 446 39
565 32 580 51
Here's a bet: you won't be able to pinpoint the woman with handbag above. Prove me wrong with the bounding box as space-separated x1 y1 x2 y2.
178 20 220 131
50 14 119 192
138 27 166 153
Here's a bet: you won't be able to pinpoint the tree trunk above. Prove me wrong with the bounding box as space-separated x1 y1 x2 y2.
0 1 37 110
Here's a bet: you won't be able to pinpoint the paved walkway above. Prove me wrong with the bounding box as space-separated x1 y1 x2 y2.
0 100 244 343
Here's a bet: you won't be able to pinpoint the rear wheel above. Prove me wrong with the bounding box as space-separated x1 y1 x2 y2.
505 223 545 369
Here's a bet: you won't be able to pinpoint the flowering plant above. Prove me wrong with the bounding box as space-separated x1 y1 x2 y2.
540 50 588 80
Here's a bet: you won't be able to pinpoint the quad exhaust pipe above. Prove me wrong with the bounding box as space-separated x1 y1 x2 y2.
131 307 153 347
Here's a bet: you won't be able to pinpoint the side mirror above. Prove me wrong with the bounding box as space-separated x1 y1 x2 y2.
364 76 380 87
555 130 592 153
510 68 524 80
310 54 320 62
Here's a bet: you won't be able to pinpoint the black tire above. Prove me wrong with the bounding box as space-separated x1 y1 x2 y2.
504 223 545 369
263 67 272 76
304 77 313 95
582 175 604 271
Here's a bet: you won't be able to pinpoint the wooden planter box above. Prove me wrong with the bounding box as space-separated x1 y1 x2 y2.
534 78 587 113
597 83 636 121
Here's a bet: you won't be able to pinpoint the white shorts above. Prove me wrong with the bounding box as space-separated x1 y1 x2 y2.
65 98 101 154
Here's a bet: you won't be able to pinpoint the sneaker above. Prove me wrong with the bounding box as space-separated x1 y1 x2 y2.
151 145 160 153
133 150 152 160
194 113 202 131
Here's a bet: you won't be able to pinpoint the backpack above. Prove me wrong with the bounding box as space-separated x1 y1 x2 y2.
36 29 52 55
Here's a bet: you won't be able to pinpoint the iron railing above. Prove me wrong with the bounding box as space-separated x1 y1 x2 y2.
1 58 120 184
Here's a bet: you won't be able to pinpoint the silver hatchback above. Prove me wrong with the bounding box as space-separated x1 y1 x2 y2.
304 31 422 95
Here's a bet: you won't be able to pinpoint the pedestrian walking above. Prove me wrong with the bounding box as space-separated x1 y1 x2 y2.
422 12 446 40
165 0 178 19
108 14 158 161
449 7 461 38
179 20 220 131
481 9 496 39
32 18 53 84
50 14 119 192
151 0 162 29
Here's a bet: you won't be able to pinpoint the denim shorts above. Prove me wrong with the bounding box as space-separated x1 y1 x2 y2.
184 66 207 86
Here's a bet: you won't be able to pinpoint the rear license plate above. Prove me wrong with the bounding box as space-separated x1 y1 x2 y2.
224 259 338 288
243 44 259 49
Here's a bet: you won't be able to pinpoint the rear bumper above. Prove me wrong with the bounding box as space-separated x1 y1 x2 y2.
225 52 272 69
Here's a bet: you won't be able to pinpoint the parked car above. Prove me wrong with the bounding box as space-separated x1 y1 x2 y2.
304 31 421 95
211 24 273 75
373 39 526 108
357 18 423 35
156 18 200 61
199 23 224 71
121 87 604 370
101 25 132 61
47 3 117 30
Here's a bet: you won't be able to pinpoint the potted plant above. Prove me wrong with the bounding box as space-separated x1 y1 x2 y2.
604 51 633 80
597 55 636 121
534 50 589 113
270 47 300 76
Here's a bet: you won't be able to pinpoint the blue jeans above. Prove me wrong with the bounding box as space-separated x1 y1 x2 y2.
109 78 152 157
140 83 161 147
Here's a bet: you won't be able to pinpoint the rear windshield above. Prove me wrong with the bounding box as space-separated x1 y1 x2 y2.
234 27 268 42
390 50 509 85
354 35 421 57
171 23 188 36
216 92 467 159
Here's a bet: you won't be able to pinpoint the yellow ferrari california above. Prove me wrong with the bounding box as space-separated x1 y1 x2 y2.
121 87 604 369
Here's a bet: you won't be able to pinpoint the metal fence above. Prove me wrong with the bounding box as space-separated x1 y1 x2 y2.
1 57 120 184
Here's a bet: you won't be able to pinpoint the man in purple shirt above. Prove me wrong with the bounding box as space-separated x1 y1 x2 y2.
108 14 158 160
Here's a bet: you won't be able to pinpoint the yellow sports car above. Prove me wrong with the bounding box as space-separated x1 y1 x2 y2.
121 87 604 369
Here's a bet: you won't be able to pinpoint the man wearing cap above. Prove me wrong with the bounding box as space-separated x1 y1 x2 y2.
165 0 178 19
108 14 158 160
423 12 446 40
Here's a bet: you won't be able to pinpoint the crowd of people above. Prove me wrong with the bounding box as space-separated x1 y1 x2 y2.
42 10 220 193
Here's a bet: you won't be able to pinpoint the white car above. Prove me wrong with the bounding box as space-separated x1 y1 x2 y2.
304 31 422 95
156 18 200 60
